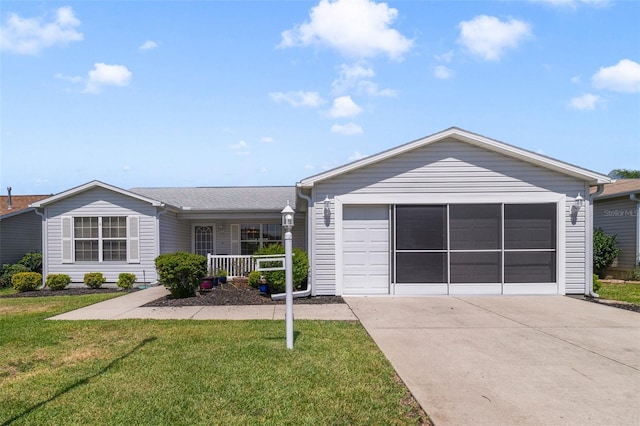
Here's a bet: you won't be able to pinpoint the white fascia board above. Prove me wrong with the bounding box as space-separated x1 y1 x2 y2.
30 180 165 208
298 127 611 187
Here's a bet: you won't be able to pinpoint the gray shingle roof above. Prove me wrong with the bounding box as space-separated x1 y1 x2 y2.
129 186 297 211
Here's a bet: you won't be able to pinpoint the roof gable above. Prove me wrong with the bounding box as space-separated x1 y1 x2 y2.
299 127 611 187
29 180 165 208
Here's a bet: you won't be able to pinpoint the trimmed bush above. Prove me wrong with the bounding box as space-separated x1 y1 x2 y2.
46 274 71 290
84 272 106 289
248 270 262 289
254 244 309 294
593 274 602 293
593 228 621 277
155 252 207 298
18 252 43 274
12 272 42 292
117 273 137 290
0 264 30 288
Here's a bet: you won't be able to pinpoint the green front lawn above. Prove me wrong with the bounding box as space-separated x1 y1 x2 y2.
0 294 427 425
598 282 640 306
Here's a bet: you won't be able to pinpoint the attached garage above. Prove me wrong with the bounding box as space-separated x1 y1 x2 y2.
299 127 611 297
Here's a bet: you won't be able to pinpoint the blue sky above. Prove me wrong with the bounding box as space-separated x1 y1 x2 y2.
1 0 639 195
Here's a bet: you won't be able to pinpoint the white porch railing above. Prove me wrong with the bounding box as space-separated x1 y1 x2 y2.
207 254 255 277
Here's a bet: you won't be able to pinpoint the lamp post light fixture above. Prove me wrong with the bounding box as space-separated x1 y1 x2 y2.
281 201 295 349
572 193 585 214
323 195 331 219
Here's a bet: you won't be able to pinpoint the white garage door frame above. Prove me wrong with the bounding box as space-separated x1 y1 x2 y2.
333 193 566 296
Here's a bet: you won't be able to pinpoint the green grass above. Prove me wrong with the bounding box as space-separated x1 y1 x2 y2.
599 282 640 306
0 294 427 425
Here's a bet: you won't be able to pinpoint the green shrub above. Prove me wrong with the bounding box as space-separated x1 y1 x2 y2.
18 252 43 274
84 272 106 289
593 274 602 293
254 244 309 294
632 266 640 282
12 272 42 292
215 268 228 277
0 264 30 288
593 228 621 277
155 252 207 298
117 273 137 290
46 274 71 290
248 270 262 289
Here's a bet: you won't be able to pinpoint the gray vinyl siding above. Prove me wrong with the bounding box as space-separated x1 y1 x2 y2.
0 210 42 265
44 187 159 284
311 138 588 295
159 212 190 253
594 197 638 271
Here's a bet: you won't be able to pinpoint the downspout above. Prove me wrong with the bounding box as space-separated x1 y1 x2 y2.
152 205 169 286
587 184 605 297
630 193 640 268
271 186 313 300
34 208 46 288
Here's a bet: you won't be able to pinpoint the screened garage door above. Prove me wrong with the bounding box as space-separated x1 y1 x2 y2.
343 206 389 295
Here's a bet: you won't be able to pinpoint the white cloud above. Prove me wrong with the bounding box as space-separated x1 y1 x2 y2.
569 93 600 110
329 96 363 118
434 65 454 80
529 0 611 9
55 73 82 84
570 75 581 84
269 91 323 107
84 63 132 94
304 164 315 170
435 50 454 63
331 63 396 97
457 15 532 61
591 59 640 93
261 136 275 143
279 0 413 60
0 6 83 55
348 151 366 161
331 122 363 135
139 40 158 51
230 140 250 155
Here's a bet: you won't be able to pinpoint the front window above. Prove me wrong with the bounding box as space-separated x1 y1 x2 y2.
74 216 127 262
240 223 282 255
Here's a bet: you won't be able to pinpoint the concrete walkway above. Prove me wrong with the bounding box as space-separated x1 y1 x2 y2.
345 296 640 426
48 285 357 321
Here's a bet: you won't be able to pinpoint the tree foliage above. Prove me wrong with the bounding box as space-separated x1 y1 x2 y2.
593 228 621 276
608 169 640 179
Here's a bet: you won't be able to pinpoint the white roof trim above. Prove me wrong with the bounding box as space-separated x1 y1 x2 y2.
298 127 611 187
30 180 165 208
0 207 37 220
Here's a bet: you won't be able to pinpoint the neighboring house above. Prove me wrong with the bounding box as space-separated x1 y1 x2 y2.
0 193 49 266
298 127 610 296
31 128 611 295
593 179 640 278
30 182 305 284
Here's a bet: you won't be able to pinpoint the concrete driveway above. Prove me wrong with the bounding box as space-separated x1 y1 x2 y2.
345 296 640 426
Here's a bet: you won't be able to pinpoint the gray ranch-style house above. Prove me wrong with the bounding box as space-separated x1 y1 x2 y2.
593 179 640 278
31 127 610 296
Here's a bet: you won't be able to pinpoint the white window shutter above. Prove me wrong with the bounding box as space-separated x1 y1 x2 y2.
231 224 240 255
127 216 140 263
61 216 73 263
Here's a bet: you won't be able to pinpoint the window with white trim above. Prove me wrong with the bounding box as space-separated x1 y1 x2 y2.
63 216 139 263
240 223 282 255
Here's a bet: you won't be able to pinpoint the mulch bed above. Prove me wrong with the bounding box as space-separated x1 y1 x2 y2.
143 280 345 307
583 297 640 313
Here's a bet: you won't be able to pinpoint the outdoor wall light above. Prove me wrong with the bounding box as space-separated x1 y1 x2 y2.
573 193 584 213
323 195 331 219
281 201 295 231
